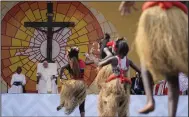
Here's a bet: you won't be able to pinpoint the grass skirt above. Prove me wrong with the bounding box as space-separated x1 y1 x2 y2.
59 79 86 115
135 6 188 82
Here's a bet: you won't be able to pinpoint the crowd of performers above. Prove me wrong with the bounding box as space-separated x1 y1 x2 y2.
57 1 188 117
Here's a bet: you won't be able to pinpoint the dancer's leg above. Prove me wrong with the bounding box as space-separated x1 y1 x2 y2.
166 74 179 117
98 87 116 117
117 99 128 117
98 90 104 117
118 85 130 117
138 65 155 113
57 102 64 111
79 100 85 117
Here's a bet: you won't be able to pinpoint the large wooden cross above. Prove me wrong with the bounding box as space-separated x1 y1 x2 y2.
24 2 75 62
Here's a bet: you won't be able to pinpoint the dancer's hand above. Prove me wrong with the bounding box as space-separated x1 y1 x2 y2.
119 1 138 16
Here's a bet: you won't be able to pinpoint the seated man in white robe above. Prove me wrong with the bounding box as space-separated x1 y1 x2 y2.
36 61 58 94
8 66 26 93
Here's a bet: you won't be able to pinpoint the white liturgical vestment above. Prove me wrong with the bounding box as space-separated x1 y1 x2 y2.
37 63 58 94
8 73 26 93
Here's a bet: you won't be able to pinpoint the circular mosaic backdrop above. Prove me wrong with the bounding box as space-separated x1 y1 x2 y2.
1 1 119 92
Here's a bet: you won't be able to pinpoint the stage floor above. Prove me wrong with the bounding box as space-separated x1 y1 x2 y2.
1 94 188 116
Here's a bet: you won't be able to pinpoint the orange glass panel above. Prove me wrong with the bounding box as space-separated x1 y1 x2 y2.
1 50 10 59
57 3 70 15
19 2 30 12
1 35 12 47
29 2 38 11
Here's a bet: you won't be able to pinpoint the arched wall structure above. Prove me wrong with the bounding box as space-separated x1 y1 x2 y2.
1 1 119 93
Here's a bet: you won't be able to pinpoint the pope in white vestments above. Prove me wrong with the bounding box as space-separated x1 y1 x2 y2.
8 67 26 93
37 61 58 94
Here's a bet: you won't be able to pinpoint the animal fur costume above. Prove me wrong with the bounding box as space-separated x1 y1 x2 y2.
58 79 86 115
57 47 87 115
88 39 131 117
96 65 130 117
135 2 188 82
135 1 188 116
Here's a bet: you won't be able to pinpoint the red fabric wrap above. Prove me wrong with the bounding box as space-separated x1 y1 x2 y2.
105 57 131 84
105 74 131 84
72 59 85 80
142 1 188 14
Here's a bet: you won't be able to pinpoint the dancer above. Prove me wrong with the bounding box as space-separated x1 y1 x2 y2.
134 2 188 117
119 1 188 16
85 36 140 116
86 33 113 63
86 37 141 75
98 37 141 75
57 47 90 117
107 38 141 74
98 38 140 84
97 39 139 116
99 33 112 60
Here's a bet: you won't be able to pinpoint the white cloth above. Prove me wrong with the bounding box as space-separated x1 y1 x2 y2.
8 73 26 94
37 63 58 94
116 56 129 71
134 78 139 89
120 56 129 70
179 73 188 92
115 56 130 77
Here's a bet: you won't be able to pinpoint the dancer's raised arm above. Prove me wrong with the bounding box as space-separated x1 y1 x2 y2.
100 48 113 62
119 1 138 16
98 56 117 68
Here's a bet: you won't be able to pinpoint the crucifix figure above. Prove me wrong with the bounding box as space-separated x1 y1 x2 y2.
24 1 75 62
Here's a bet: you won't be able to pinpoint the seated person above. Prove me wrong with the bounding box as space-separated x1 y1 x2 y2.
131 72 145 95
37 61 58 93
85 33 113 63
8 67 26 93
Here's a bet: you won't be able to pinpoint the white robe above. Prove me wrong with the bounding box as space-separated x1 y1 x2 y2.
8 73 26 94
37 65 58 94
179 73 188 92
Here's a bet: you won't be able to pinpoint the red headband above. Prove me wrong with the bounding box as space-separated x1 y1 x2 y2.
107 41 117 51
142 1 188 14
107 41 114 47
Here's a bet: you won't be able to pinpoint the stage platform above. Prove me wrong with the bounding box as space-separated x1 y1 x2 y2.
1 94 188 116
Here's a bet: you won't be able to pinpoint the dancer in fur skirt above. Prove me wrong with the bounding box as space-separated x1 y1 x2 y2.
97 39 140 117
134 2 188 117
57 47 88 117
